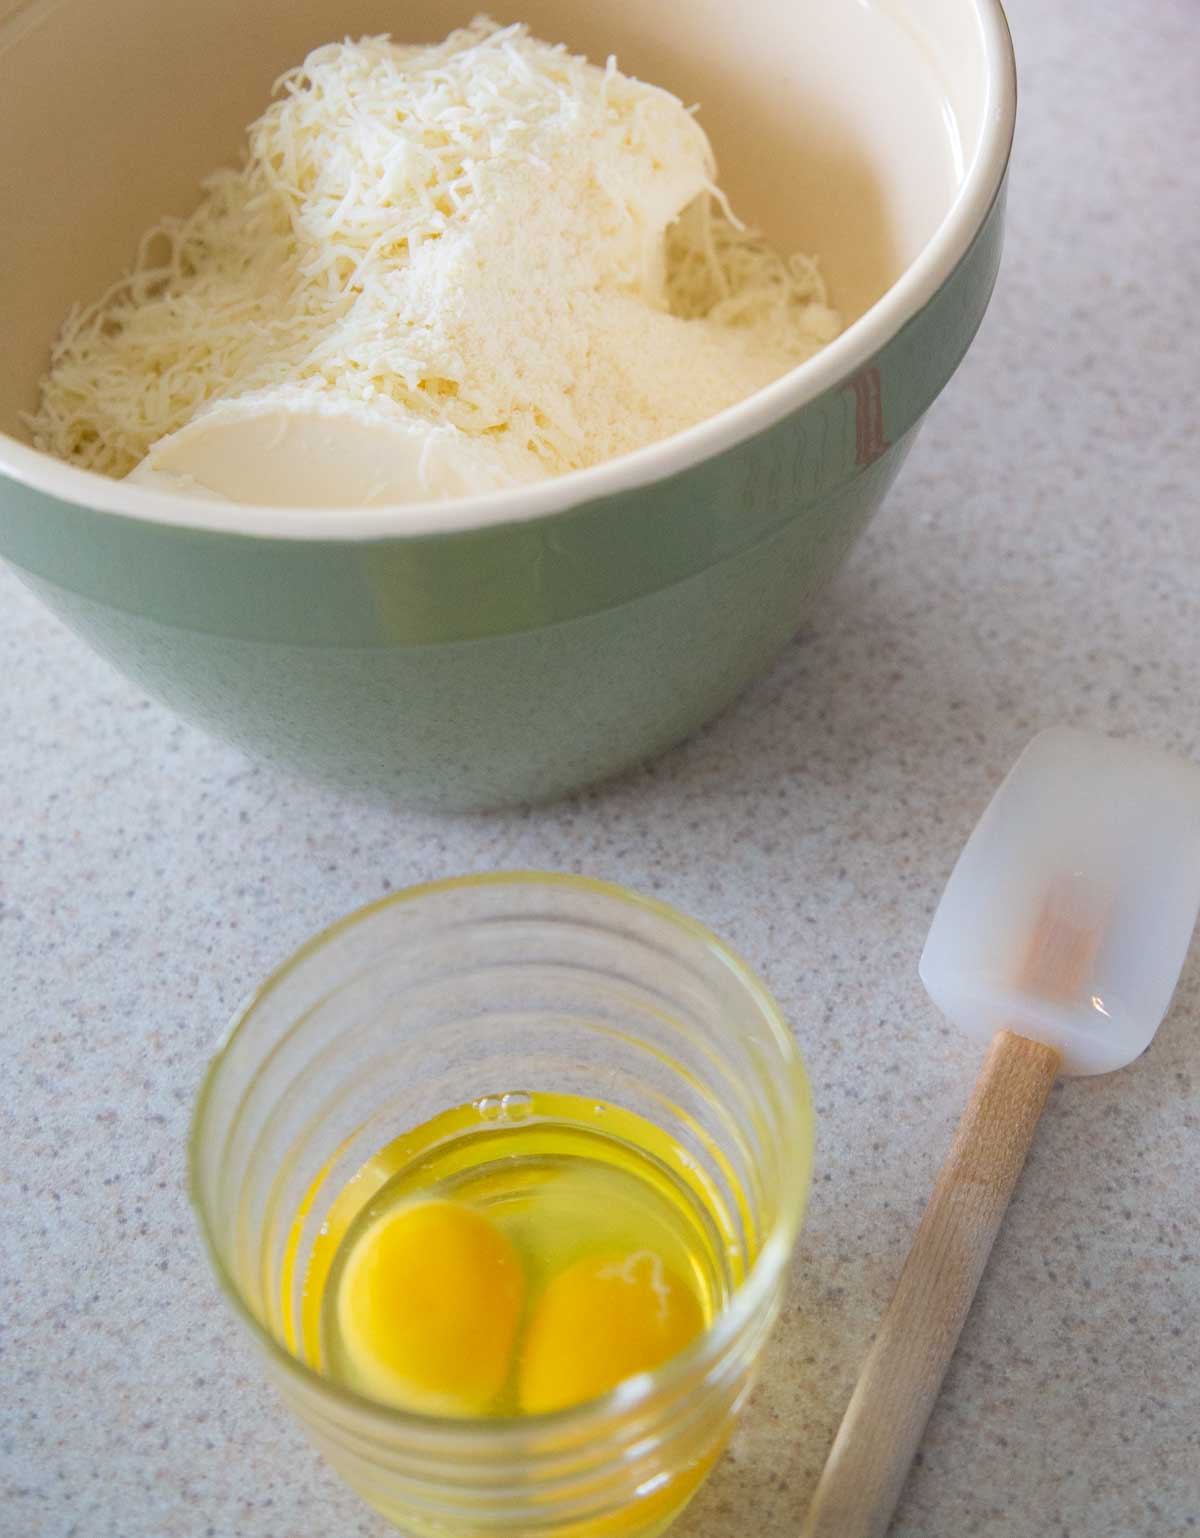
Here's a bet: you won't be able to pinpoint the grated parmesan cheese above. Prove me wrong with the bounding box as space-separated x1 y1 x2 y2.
28 17 840 500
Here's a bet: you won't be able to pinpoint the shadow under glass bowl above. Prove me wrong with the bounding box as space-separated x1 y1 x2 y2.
0 0 1015 810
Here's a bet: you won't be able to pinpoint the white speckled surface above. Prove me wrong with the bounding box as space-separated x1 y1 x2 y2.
3 2 1199 1534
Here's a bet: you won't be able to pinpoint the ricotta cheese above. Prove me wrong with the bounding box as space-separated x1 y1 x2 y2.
29 18 840 504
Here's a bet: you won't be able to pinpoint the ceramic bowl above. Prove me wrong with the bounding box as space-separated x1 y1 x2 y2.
0 0 1015 809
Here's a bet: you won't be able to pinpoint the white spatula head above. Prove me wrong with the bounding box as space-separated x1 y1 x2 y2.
920 727 1200 1074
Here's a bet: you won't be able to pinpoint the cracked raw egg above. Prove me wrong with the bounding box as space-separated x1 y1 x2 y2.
335 1198 525 1416
518 1249 704 1414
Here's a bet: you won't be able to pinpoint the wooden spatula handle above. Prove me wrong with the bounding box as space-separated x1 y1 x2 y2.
800 1029 1060 1538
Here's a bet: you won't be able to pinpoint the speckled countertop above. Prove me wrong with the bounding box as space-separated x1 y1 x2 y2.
3 2 1199 1535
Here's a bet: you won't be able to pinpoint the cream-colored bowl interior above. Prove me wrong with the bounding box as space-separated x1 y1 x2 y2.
0 0 991 444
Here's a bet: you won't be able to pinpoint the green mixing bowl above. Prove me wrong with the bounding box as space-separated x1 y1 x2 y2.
0 0 1015 810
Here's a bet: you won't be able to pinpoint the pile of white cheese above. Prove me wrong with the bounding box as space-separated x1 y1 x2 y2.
30 18 840 505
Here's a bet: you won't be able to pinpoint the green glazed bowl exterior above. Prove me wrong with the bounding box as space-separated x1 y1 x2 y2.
0 184 1006 810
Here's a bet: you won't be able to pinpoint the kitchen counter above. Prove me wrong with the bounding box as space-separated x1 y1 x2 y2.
3 3 1198 1534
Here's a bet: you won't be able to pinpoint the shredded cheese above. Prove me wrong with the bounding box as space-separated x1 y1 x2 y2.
28 17 840 491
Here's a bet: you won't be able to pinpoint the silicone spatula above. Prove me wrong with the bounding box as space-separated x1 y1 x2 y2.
801 726 1200 1538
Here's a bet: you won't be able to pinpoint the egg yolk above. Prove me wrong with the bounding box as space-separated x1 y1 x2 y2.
336 1198 524 1416
518 1249 704 1414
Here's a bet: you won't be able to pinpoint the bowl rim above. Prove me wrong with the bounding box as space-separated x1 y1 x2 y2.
0 0 1015 544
